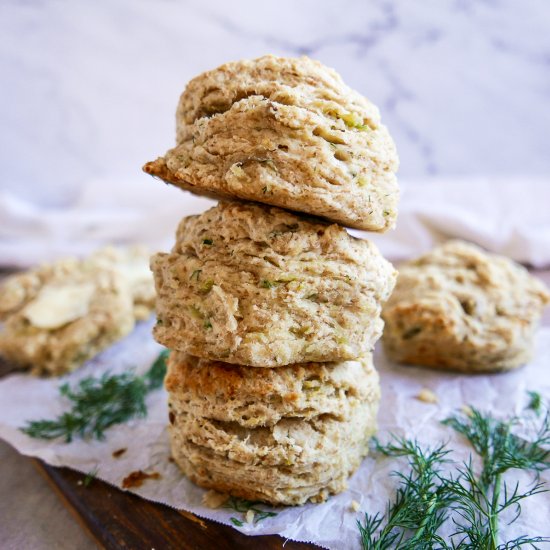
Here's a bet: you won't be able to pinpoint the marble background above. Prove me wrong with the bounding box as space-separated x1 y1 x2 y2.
1 0 549 210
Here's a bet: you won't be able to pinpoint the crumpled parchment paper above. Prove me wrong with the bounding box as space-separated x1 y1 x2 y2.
0 319 549 549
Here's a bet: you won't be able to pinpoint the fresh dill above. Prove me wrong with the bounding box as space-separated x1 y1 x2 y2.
225 496 278 525
442 404 550 549
82 466 99 487
21 349 169 442
358 394 550 549
260 279 277 289
145 349 170 391
527 391 542 415
358 438 453 549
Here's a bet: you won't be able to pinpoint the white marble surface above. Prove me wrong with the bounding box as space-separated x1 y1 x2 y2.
1 0 550 211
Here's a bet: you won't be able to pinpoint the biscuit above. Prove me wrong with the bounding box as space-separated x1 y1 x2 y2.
152 202 396 367
0 257 135 376
382 240 550 372
166 351 380 505
175 55 382 128
91 246 155 320
143 55 398 231
165 352 380 428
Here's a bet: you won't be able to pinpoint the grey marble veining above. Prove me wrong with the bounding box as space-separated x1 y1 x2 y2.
1 0 549 207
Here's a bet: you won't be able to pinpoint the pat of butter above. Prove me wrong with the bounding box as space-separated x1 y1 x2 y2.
118 263 151 287
23 283 95 329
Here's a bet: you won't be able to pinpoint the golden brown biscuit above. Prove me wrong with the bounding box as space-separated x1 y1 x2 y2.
165 353 379 428
0 257 134 376
144 55 398 231
152 202 396 367
166 351 380 505
382 240 550 372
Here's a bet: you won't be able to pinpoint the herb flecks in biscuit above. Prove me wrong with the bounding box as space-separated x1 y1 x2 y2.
165 351 380 505
143 55 399 231
152 202 396 367
382 240 550 372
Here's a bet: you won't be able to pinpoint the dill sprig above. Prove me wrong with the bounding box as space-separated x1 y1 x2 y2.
358 438 453 549
21 349 169 442
225 496 278 526
82 466 99 487
358 394 550 549
527 391 543 415
442 405 550 548
145 349 170 391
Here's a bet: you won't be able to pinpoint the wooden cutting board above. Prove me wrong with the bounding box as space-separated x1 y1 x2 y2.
34 460 317 550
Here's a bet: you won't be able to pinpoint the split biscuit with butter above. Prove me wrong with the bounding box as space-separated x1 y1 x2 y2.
382 240 550 372
144 55 399 231
91 245 155 320
152 201 397 367
0 256 135 375
165 351 380 505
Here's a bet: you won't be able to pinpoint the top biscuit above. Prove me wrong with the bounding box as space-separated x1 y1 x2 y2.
382 240 550 372
143 55 398 231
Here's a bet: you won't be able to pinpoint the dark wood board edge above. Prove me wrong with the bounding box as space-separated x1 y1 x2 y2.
33 460 318 550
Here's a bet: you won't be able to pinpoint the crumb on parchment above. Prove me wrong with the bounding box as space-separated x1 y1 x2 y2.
121 470 160 489
416 388 438 404
202 490 229 509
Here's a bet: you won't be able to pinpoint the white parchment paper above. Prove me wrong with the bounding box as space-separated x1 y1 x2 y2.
0 319 549 549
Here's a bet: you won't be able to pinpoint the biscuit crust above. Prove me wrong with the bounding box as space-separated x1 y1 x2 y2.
143 55 398 231
165 352 380 428
166 351 380 505
382 240 550 372
152 202 396 367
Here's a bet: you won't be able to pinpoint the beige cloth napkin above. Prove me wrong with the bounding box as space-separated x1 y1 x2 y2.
1 178 549 267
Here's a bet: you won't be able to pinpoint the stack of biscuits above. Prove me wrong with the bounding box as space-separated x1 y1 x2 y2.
144 55 399 505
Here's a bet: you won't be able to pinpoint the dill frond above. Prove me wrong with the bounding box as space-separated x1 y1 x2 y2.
21 349 169 442
442 403 550 548
527 391 542 415
359 393 550 549
358 438 453 549
83 466 99 487
224 497 278 525
145 349 170 390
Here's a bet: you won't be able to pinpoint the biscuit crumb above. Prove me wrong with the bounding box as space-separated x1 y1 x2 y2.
151 201 396 368
202 490 229 509
350 499 361 512
246 510 255 524
416 388 438 404
121 470 160 489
